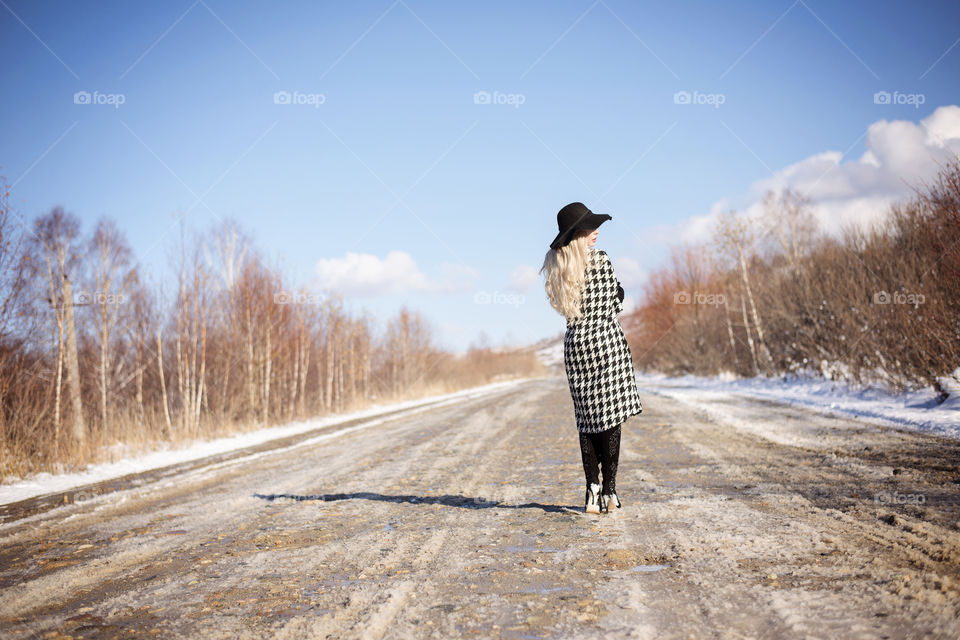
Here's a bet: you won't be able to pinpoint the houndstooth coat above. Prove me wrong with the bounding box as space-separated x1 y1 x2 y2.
563 248 643 433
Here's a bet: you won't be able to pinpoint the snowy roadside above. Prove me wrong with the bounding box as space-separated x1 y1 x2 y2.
635 369 960 440
535 335 959 439
0 376 539 506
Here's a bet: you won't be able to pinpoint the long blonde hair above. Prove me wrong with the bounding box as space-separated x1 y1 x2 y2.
540 229 593 322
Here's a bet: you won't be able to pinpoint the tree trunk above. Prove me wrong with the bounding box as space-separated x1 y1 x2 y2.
135 324 145 426
723 297 740 375
739 290 758 375
325 337 334 413
54 320 64 444
61 275 85 446
157 331 173 438
298 327 310 417
195 323 206 437
738 252 771 371
262 320 271 424
100 309 108 434
246 310 256 420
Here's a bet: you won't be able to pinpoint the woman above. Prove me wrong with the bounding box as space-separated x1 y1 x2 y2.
540 202 643 515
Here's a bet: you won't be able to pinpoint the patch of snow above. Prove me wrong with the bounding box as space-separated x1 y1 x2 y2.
535 338 564 368
635 369 960 440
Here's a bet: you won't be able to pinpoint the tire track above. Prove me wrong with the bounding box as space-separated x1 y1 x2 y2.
0 382 542 635
5 376 959 639
279 382 551 639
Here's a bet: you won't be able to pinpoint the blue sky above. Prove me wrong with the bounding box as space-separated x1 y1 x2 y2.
3 0 960 353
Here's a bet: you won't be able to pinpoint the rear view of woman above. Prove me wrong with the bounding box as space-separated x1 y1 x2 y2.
540 202 643 514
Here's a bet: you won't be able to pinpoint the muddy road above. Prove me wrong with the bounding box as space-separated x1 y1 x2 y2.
1 376 958 639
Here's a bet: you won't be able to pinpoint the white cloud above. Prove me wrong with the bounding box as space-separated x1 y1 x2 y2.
436 262 482 293
610 255 648 290
923 105 960 147
681 104 960 243
313 250 478 297
508 264 539 293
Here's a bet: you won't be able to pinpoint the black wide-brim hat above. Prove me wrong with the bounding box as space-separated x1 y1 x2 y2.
549 202 612 250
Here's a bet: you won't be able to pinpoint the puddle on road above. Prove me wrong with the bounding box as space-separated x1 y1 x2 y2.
631 564 670 573
503 545 563 553
517 585 574 594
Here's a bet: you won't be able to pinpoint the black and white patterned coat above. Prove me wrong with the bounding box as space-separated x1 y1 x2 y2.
563 248 643 433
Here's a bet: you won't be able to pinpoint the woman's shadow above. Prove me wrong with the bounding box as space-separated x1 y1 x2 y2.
253 491 578 514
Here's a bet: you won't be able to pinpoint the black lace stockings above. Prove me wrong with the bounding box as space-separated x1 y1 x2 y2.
578 423 621 494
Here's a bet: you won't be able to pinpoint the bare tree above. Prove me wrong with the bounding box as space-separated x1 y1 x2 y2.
0 206 549 479
28 208 86 446
0 180 32 471
88 218 139 433
204 220 253 421
761 188 819 273
0 180 28 353
715 210 771 374
171 220 209 438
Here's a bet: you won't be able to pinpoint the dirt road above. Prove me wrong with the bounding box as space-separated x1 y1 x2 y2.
1 376 958 639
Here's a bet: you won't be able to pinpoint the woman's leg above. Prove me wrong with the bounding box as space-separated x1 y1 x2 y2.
578 430 601 486
579 430 603 513
597 423 622 495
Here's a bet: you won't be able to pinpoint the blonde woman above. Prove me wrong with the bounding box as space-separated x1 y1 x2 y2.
540 202 643 514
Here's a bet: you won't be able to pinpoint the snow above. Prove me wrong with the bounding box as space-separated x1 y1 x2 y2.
0 377 537 507
535 339 564 368
533 333 959 440
635 369 960 440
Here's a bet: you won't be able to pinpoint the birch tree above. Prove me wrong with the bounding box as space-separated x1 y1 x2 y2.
28 208 86 446
715 210 771 374
88 218 138 433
